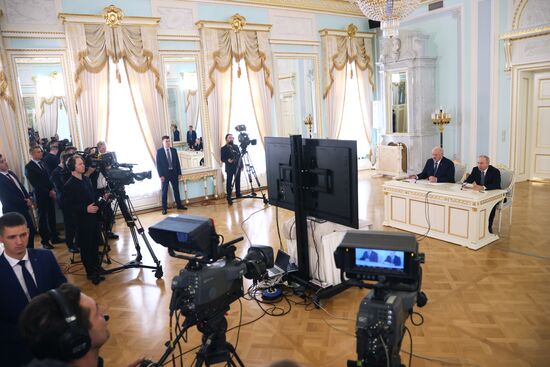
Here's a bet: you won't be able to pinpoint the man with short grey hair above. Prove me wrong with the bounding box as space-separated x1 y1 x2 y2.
464 155 501 233
409 146 455 183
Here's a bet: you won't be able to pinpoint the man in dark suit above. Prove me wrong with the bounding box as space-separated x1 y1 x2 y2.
221 133 242 205
359 249 378 263
156 136 187 215
187 125 197 149
410 146 455 183
172 124 181 142
43 142 60 173
464 155 501 233
25 146 63 249
0 212 66 366
0 154 35 248
51 151 78 253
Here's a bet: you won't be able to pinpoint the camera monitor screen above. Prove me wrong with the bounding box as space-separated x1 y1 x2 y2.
355 248 405 271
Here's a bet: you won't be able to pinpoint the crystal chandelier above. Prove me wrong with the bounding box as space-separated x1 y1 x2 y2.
350 0 420 38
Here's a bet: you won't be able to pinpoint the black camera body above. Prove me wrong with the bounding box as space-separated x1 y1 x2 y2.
235 124 257 150
334 231 427 367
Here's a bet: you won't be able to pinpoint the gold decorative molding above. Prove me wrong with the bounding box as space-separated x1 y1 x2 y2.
512 0 529 30
196 19 271 32
500 24 550 41
346 23 358 39
224 0 363 16
59 12 160 26
319 28 375 38
230 14 246 33
103 5 124 28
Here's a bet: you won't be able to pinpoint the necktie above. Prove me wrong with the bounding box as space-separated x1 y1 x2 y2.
18 260 39 300
480 171 485 186
7 174 25 198
434 162 439 174
166 149 173 170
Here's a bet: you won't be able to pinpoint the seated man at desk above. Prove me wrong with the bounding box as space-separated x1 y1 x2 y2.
464 155 501 233
409 146 455 183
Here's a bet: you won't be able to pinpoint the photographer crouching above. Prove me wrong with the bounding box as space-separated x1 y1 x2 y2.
63 155 104 284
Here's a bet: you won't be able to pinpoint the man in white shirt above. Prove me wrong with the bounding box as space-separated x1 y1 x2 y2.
0 212 67 366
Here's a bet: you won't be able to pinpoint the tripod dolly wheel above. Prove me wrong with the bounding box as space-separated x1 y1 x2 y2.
155 266 164 279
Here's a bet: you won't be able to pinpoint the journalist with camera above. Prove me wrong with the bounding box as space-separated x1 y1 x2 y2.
142 214 274 366
221 133 242 205
63 155 104 284
333 231 428 367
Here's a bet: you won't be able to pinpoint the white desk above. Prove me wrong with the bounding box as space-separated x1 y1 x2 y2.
383 180 506 250
177 150 204 170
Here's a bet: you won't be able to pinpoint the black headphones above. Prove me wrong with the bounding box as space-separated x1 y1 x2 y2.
66 155 80 172
47 289 91 360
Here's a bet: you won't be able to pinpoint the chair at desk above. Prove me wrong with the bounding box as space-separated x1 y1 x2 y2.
453 161 467 184
496 166 515 234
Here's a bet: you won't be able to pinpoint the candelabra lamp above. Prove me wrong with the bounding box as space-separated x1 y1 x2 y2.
431 107 451 148
304 114 314 139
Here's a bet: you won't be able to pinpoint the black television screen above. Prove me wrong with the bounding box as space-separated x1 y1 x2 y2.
265 136 359 229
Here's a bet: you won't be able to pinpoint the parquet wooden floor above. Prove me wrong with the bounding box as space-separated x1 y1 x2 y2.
50 172 550 367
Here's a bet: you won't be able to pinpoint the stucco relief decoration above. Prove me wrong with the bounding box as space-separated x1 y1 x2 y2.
103 5 124 28
5 0 57 25
272 15 313 37
516 0 550 30
158 7 195 31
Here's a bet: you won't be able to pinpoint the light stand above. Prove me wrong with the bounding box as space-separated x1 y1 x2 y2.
431 107 451 148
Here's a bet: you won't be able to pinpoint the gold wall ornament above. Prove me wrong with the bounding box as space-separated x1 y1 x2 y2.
230 14 246 32
103 5 124 28
346 23 358 39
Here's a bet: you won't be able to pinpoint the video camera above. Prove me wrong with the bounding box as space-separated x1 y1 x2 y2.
334 231 427 367
149 215 274 323
235 124 257 151
68 150 152 191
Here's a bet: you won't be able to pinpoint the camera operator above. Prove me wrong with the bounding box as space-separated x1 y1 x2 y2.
63 155 104 284
221 134 241 205
90 143 117 240
51 151 78 254
20 283 144 367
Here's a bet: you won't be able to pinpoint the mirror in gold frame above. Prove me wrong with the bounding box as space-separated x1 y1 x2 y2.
163 56 206 171
389 71 407 133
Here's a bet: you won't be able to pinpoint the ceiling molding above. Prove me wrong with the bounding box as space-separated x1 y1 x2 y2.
217 0 363 16
58 13 160 26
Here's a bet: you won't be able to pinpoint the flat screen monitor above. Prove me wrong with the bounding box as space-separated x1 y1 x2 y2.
265 136 359 229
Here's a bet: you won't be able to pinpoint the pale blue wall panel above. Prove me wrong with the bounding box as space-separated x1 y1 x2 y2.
61 0 151 16
197 3 269 23
477 0 491 157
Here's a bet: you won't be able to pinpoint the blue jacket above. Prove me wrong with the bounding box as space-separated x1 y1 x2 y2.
156 147 182 177
0 170 31 214
0 249 67 366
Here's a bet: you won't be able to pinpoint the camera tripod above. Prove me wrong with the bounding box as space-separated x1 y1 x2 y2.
230 145 268 205
98 187 163 279
152 308 245 367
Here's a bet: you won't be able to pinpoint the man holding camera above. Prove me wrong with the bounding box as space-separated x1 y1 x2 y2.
63 155 103 284
221 134 241 205
20 283 144 367
156 136 187 215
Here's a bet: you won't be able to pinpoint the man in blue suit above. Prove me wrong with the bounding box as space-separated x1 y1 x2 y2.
156 136 187 215
0 212 67 366
0 154 36 248
410 146 455 183
187 125 197 149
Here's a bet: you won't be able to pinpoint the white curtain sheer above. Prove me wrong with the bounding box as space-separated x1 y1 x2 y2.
185 90 199 130
322 31 374 142
64 22 164 151
36 96 64 140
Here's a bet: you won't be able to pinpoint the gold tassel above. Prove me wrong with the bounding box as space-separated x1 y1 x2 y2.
237 62 242 78
115 63 121 83
350 67 354 79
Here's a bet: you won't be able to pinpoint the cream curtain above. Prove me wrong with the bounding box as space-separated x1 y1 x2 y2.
0 50 24 178
64 22 164 150
185 90 199 130
246 31 272 144
322 33 374 140
36 96 65 140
